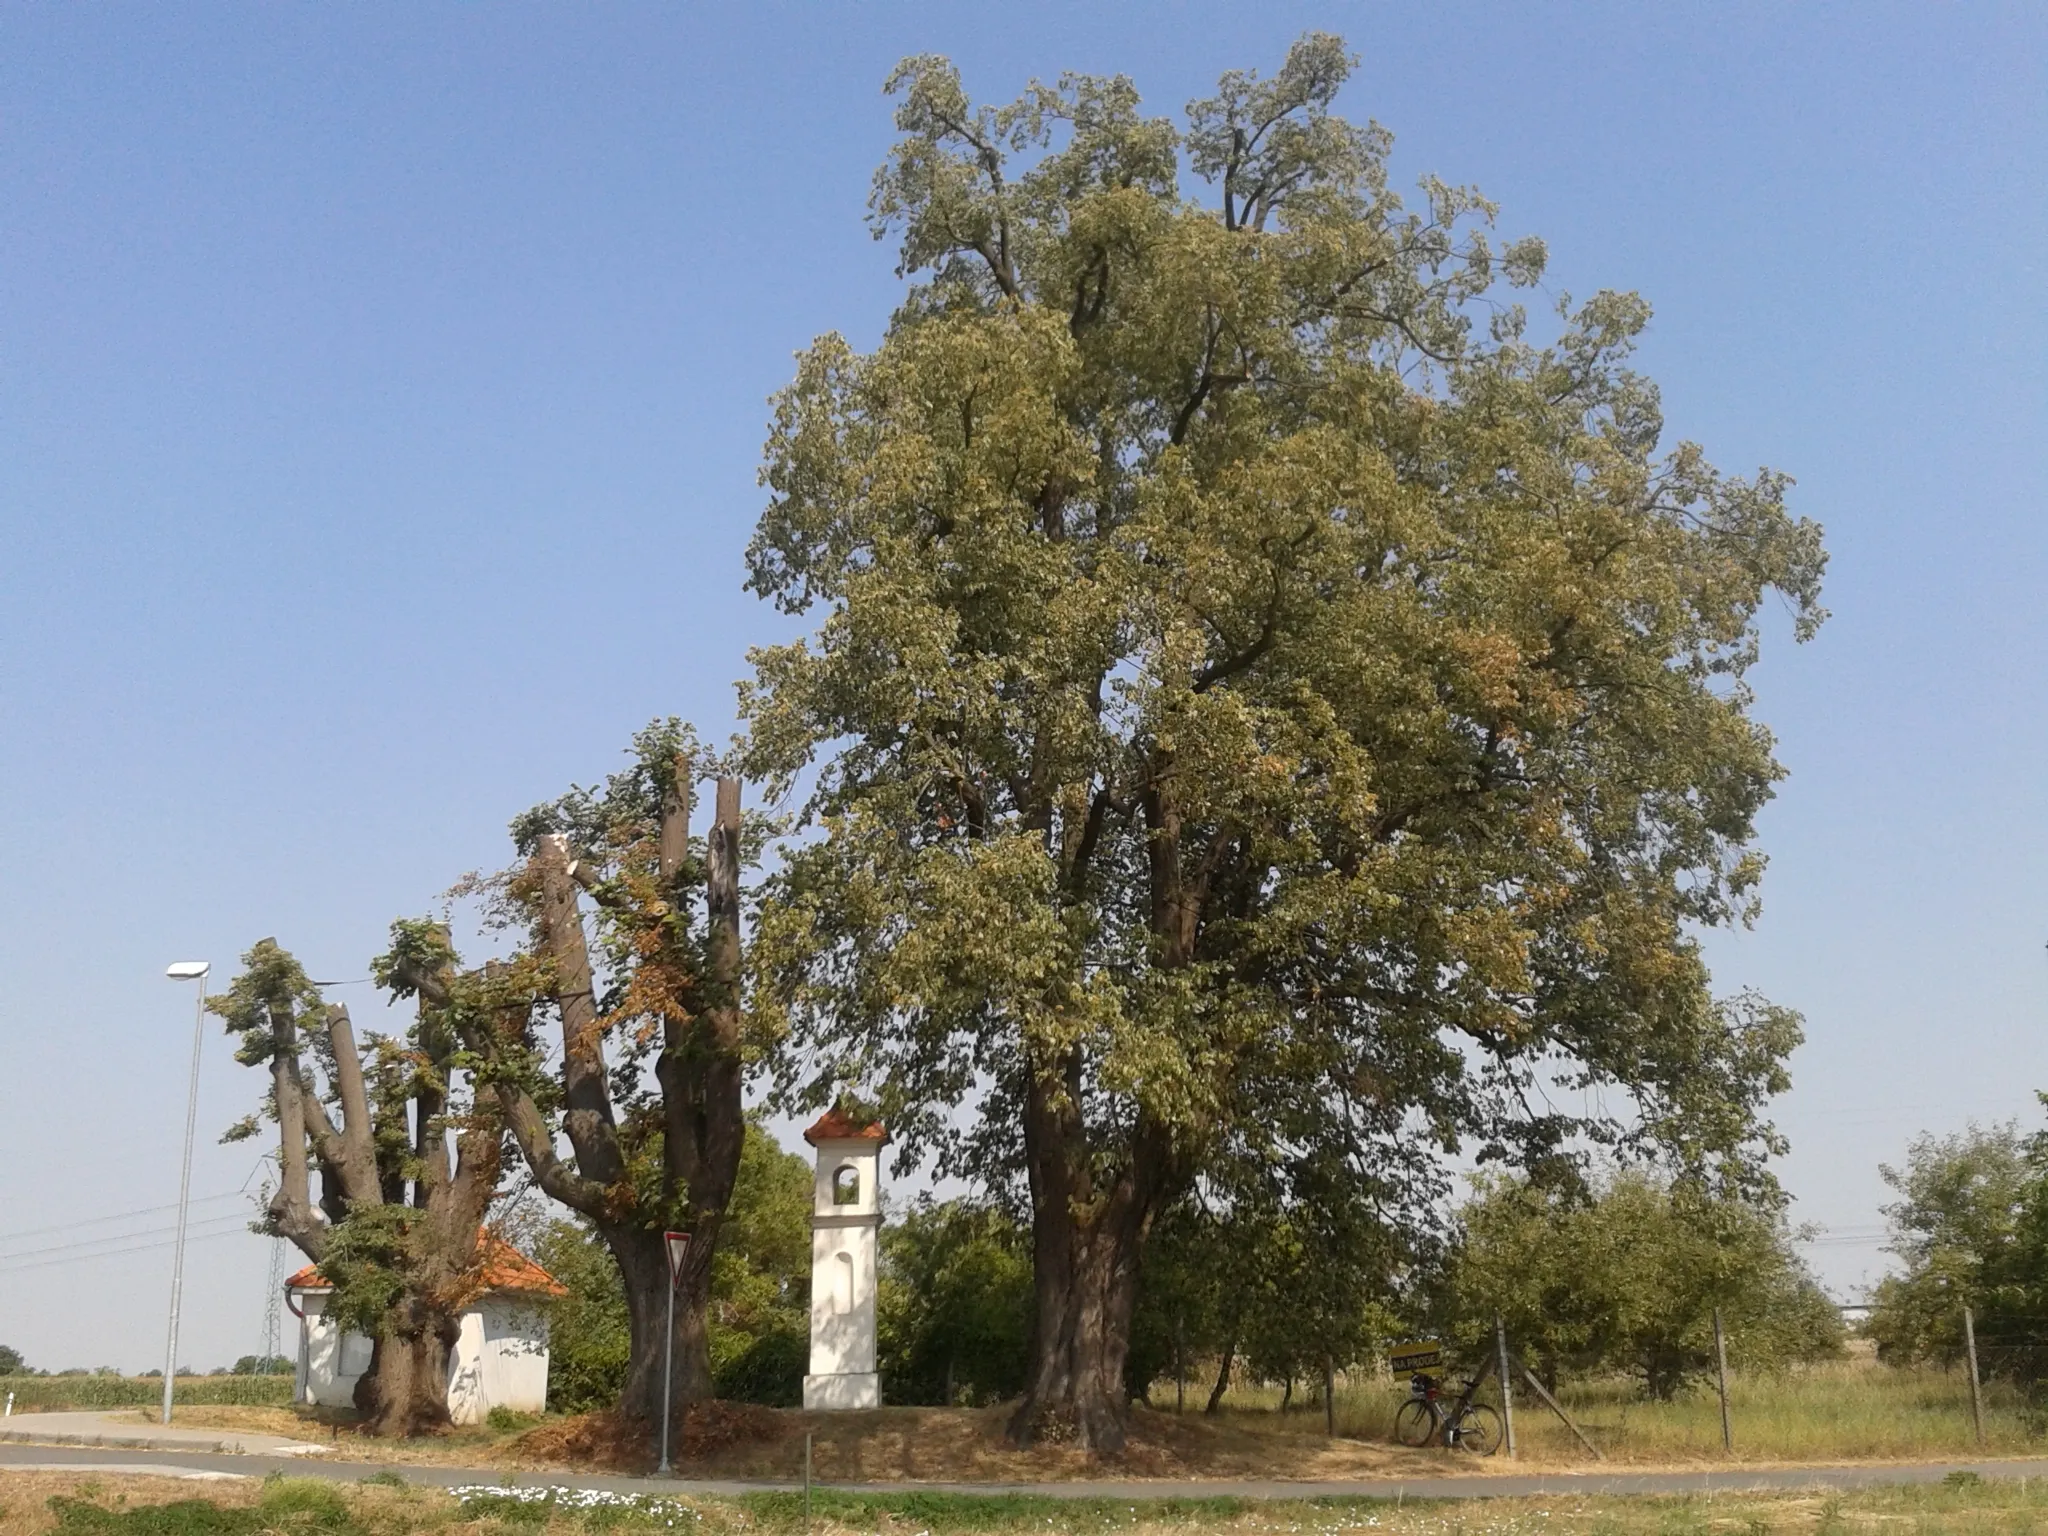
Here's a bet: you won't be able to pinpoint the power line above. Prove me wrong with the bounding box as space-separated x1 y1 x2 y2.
0 1191 245 1247
0 1223 254 1279
0 1212 254 1272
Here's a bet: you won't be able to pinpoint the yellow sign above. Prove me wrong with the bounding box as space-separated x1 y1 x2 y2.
1389 1340 1442 1373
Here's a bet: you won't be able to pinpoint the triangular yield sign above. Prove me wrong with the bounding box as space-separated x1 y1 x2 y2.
665 1230 690 1286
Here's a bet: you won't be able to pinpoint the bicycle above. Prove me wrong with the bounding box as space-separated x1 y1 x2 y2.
1392 1371 1503 1454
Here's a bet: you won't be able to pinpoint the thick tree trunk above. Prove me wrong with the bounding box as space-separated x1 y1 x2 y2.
1004 763 1206 1453
353 1297 462 1437
611 1225 714 1431
1008 1058 1175 1454
616 773 748 1437
1009 1210 1144 1451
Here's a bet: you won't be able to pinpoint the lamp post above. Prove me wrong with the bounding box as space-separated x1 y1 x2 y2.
161 960 210 1425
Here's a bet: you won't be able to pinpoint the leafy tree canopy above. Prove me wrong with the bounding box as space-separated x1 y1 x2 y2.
1437 1170 1842 1399
741 29 1824 1448
879 1198 1033 1406
1865 1116 2048 1376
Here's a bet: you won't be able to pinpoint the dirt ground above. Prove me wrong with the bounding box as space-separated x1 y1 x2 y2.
110 1396 2048 1483
126 1401 1527 1481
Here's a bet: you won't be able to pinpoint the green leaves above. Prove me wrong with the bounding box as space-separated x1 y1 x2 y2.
1866 1120 2047 1373
315 1204 419 1338
1442 1171 1843 1397
744 37 1828 1417
878 1199 1033 1406
206 939 325 1071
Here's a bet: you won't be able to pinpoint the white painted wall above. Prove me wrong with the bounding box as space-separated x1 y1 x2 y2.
446 1298 552 1424
292 1289 551 1421
292 1291 372 1409
804 1136 882 1410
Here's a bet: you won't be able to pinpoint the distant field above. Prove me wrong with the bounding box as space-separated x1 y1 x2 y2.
0 1375 293 1412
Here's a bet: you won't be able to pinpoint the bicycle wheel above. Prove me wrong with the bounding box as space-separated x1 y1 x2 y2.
1451 1402 1502 1455
1392 1399 1437 1447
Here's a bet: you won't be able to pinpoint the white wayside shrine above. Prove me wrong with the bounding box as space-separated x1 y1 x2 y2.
802 1108 887 1411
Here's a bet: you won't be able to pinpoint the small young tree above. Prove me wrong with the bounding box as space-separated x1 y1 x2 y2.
211 939 502 1435
1865 1122 2030 1368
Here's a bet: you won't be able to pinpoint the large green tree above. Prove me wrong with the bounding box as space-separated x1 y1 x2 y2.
743 35 1825 1450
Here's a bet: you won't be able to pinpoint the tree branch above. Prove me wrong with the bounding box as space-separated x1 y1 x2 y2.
535 833 627 1188
323 1004 382 1202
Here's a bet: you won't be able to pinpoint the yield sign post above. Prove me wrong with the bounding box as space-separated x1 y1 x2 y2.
657 1231 689 1476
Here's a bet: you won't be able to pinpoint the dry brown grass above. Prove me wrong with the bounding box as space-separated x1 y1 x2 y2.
81 1353 2048 1482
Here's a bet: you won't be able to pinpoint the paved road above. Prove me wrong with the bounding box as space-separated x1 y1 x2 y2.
0 1411 326 1456
8 1441 2048 1501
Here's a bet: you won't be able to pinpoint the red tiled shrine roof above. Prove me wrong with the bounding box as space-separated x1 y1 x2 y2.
284 1233 566 1301
803 1107 888 1145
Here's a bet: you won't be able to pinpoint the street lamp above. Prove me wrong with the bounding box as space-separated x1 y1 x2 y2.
161 960 210 1425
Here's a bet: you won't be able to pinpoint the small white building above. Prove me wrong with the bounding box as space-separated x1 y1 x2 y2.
285 1235 564 1424
802 1107 887 1411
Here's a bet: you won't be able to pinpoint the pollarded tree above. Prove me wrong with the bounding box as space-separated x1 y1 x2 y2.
743 35 1825 1451
379 723 750 1428
211 939 502 1435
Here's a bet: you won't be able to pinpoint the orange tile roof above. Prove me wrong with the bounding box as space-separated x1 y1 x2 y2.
283 1233 566 1301
803 1107 888 1144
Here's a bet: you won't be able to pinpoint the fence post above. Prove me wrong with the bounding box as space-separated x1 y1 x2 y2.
1323 1353 1336 1437
1494 1315 1516 1458
1964 1305 1986 1446
803 1430 813 1525
1712 1307 1732 1452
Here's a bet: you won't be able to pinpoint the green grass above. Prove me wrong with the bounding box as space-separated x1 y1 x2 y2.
29 1477 2048 1536
46 1479 356 1536
0 1375 295 1412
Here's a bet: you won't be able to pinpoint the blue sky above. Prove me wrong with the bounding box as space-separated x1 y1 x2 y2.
1 3 2042 1373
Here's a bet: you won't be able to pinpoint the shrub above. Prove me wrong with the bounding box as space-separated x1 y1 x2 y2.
878 1199 1031 1406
